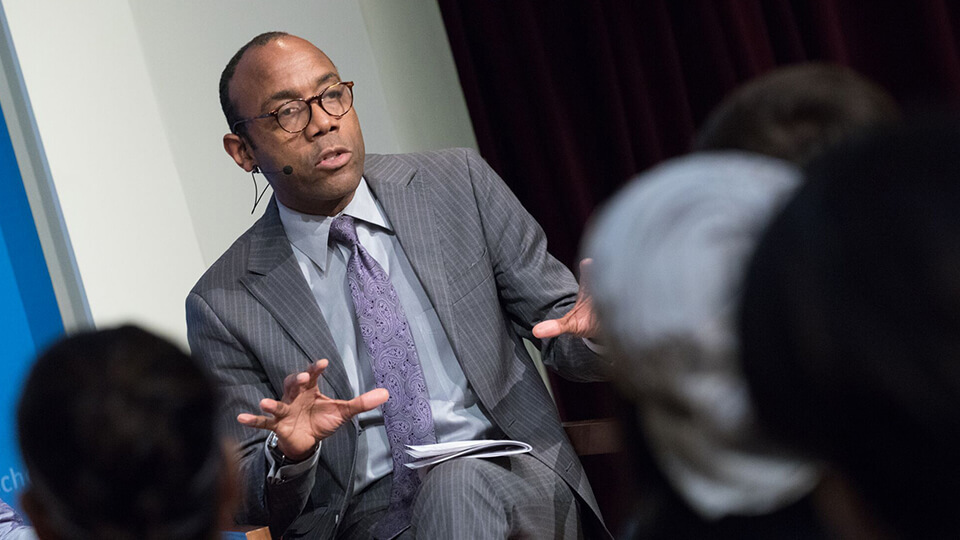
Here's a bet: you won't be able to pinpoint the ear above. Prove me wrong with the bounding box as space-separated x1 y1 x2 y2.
223 133 257 172
21 489 60 540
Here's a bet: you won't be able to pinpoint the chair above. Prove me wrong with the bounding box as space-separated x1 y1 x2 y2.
525 338 624 455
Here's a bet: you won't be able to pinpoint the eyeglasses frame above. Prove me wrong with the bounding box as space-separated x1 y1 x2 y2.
231 81 355 135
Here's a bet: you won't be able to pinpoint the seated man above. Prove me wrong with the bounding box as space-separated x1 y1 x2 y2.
187 31 608 539
17 325 236 540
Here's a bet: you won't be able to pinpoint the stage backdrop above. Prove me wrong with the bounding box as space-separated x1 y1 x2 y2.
0 99 63 509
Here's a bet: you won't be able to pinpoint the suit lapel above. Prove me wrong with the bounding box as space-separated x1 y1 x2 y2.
363 155 457 349
240 199 353 400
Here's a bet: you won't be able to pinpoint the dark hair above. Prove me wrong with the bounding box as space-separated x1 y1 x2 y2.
219 31 289 133
18 325 223 540
695 63 900 165
739 117 960 537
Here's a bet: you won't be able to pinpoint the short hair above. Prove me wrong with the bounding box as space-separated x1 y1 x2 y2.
18 325 223 540
219 31 289 133
695 63 900 165
739 117 960 536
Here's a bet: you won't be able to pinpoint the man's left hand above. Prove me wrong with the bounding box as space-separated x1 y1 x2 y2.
532 259 598 339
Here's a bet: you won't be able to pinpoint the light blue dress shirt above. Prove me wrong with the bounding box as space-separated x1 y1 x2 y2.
0 499 35 540
273 178 497 492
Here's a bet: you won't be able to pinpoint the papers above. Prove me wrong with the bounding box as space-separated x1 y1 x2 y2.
404 439 532 470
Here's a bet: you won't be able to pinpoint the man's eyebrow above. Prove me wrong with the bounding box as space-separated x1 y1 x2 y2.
317 72 338 86
262 89 302 109
261 73 340 111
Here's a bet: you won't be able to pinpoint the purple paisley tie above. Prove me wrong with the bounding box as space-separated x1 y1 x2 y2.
329 215 437 539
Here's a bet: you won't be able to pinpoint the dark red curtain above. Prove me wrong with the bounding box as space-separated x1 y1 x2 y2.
439 0 960 265
439 0 960 422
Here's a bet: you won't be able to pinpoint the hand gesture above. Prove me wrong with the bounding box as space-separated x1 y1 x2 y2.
532 259 598 340
237 359 389 460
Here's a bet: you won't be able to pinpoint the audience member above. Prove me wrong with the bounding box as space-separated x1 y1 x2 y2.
739 117 960 538
17 326 236 540
694 62 899 165
586 152 825 538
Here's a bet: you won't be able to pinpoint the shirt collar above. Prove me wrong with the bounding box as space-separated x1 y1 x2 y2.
277 177 392 272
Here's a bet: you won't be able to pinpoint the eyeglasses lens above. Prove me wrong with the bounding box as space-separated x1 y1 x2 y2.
277 83 354 133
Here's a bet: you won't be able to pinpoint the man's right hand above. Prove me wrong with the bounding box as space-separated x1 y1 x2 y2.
237 359 389 460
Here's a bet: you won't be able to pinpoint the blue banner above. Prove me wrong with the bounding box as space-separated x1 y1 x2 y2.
0 99 64 509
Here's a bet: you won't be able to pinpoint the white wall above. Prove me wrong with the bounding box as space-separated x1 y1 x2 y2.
3 0 477 346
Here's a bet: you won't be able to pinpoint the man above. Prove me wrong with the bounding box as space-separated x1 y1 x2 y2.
187 31 607 539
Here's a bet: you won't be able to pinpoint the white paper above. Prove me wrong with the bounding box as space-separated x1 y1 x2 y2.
404 439 532 469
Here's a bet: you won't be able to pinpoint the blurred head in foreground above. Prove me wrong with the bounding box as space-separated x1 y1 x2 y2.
586 152 817 524
695 62 900 165
739 117 960 538
18 325 235 540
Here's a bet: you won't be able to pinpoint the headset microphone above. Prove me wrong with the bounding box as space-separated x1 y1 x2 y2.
260 165 294 175
250 166 294 214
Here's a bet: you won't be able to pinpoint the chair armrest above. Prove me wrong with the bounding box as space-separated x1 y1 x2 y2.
222 525 271 540
563 418 623 456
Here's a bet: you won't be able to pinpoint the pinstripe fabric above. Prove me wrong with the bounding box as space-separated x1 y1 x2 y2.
187 148 611 539
336 474 398 540
412 454 583 539
338 454 582 540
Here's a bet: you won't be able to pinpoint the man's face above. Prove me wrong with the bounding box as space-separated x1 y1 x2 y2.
225 36 365 216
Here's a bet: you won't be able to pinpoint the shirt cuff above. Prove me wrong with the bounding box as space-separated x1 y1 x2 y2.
264 438 321 484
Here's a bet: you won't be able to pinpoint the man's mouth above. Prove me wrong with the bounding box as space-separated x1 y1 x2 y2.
316 149 351 170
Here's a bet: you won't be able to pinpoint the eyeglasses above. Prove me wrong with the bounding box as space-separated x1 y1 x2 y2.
232 81 355 134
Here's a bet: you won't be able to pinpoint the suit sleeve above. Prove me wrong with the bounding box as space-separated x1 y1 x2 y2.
462 148 611 382
186 291 316 536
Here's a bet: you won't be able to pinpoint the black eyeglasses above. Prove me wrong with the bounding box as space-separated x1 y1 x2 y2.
232 81 355 134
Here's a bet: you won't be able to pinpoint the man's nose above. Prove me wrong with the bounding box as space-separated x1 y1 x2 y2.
305 100 338 137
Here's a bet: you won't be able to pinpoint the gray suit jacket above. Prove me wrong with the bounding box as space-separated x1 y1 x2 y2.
187 148 610 538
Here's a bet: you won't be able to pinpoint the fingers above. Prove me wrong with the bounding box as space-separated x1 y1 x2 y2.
260 397 289 417
578 258 593 289
305 359 328 389
532 259 595 339
342 388 390 418
281 359 329 401
532 318 565 339
237 412 275 431
236 396 289 431
281 371 308 401
237 360 331 433
577 259 595 310
237 398 290 431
